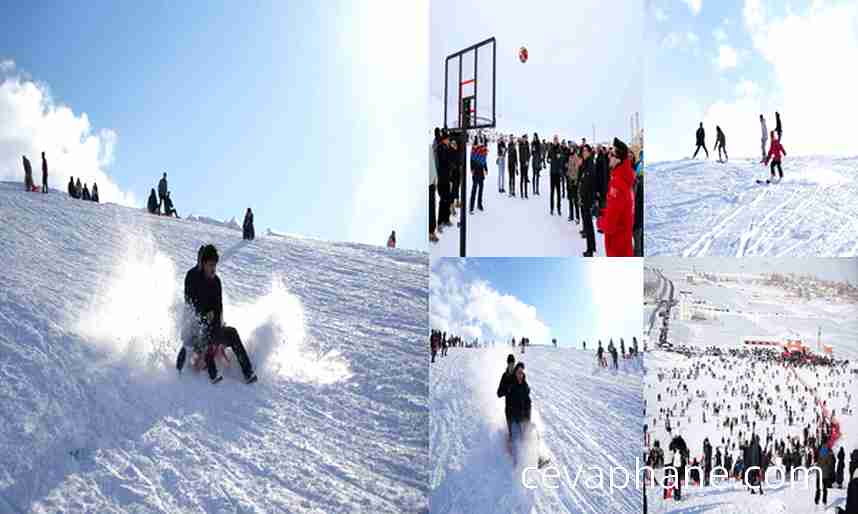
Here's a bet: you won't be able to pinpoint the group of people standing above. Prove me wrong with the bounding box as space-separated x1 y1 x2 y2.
429 127 644 257
67 176 99 202
21 153 49 194
147 172 178 217
691 112 786 181
593 337 640 369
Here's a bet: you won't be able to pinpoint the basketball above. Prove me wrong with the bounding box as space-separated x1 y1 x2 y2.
518 46 528 63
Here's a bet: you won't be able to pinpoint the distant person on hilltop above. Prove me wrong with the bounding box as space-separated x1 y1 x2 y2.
715 126 728 163
147 188 159 214
158 172 168 211
92 182 99 203
22 155 33 191
764 131 787 182
775 111 783 142
163 191 178 217
387 230 396 248
41 152 48 193
243 208 255 240
68 176 77 198
759 114 768 162
81 183 91 201
75 177 82 198
693 122 709 159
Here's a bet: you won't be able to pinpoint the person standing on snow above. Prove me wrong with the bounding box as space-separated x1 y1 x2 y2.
759 114 769 162
817 445 835 506
669 433 689 500
179 244 257 384
597 138 635 257
496 135 507 194
578 144 597 256
497 354 518 440
507 134 518 197
68 176 77 198
92 183 99 203
22 155 34 191
566 145 580 223
531 133 542 195
548 135 563 216
764 131 787 181
519 134 530 199
506 362 533 459
469 136 485 214
775 112 783 142
387 230 396 248
41 152 48 193
243 208 255 240
693 122 709 159
429 129 439 243
158 172 168 211
715 126 728 162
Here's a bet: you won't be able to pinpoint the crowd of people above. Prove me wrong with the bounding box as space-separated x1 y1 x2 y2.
429 128 644 256
592 337 641 369
67 176 100 203
644 343 856 509
691 112 786 182
147 172 179 217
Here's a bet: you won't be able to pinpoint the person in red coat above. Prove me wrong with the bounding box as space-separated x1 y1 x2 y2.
597 138 635 257
764 130 786 180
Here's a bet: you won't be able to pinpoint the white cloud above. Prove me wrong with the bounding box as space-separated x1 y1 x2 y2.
716 45 738 70
682 0 702 16
743 0 765 29
662 31 700 49
0 64 135 205
713 27 727 41
654 7 667 22
734 79 759 97
430 261 550 344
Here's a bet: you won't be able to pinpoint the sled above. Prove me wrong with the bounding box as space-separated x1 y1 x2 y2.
189 343 232 372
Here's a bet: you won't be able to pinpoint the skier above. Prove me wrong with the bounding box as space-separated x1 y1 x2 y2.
764 131 786 182
507 134 518 197
158 172 168 211
243 208 255 240
387 230 396 248
597 138 635 257
496 135 506 194
775 111 783 142
519 134 530 199
41 152 48 193
497 354 517 441
147 188 159 214
531 132 542 195
715 126 728 162
692 122 708 159
759 114 768 162
178 244 257 384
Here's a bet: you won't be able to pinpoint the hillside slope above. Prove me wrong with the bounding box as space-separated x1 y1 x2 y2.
0 182 428 513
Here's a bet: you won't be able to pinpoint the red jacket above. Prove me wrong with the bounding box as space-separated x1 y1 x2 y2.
766 140 786 163
597 158 635 257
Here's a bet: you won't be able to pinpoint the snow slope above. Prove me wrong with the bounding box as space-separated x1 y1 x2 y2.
430 346 643 513
0 182 428 513
645 156 858 256
431 158 602 257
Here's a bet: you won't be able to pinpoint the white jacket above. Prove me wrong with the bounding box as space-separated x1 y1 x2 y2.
430 143 438 186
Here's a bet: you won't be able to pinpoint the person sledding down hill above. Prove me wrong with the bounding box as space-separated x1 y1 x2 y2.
496 359 550 468
176 244 257 384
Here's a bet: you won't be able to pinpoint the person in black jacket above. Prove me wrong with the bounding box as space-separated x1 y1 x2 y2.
180 244 257 384
68 176 77 198
703 437 713 486
578 145 597 256
634 171 643 256
41 152 48 193
531 133 542 195
836 467 858 514
22 155 33 191
548 136 563 216
715 126 728 162
508 135 518 196
436 130 453 229
775 111 783 142
519 134 530 199
496 354 517 440
506 362 532 455
243 208 255 240
693 122 709 159
92 182 100 203
163 191 178 217
147 188 159 214
669 433 689 500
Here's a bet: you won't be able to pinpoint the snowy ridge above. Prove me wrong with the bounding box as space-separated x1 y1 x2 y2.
645 157 858 256
184 214 242 231
430 346 643 513
0 182 428 513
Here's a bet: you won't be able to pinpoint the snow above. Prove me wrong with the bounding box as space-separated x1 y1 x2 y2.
645 156 858 256
0 182 429 513
430 346 644 513
185 214 242 231
431 153 602 257
644 265 858 513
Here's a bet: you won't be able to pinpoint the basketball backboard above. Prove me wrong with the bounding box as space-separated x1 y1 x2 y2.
443 37 496 132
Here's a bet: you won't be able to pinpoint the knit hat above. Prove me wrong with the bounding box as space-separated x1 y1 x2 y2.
507 354 515 364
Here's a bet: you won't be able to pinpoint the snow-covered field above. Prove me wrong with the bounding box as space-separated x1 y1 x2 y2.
430 346 643 513
431 164 602 257
645 157 858 256
0 182 429 513
644 265 858 513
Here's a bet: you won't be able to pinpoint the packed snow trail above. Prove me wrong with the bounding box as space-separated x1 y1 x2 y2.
430 346 643 514
645 156 858 256
0 182 428 513
432 164 602 257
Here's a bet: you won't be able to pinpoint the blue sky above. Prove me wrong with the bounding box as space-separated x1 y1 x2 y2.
0 1 427 249
646 0 858 160
430 258 643 347
430 0 643 143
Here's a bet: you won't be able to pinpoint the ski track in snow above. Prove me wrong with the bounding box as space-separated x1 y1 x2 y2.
431 167 602 257
644 266 858 514
430 347 644 514
646 156 858 256
0 182 429 514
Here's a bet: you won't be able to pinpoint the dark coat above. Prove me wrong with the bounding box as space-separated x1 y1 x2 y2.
519 140 530 167
506 379 532 422
184 266 223 339
696 126 705 145
147 191 158 213
496 370 516 415
578 155 596 206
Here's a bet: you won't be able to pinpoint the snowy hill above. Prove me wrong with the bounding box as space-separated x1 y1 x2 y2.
645 157 858 256
0 182 428 513
430 346 643 513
